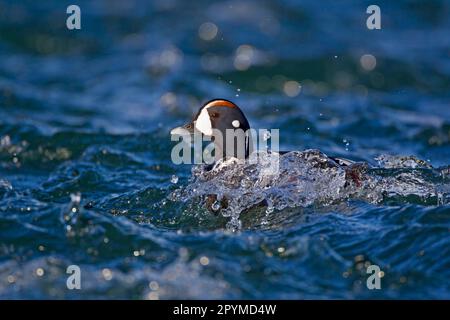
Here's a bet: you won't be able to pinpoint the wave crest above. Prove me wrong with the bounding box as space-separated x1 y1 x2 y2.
170 151 450 230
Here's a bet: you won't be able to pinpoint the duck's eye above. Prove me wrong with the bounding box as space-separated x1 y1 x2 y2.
211 112 219 118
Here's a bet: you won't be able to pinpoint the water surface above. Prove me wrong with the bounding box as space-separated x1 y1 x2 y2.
0 0 449 299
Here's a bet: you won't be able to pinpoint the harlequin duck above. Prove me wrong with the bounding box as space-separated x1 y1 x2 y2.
170 99 253 161
170 99 363 212
170 98 354 164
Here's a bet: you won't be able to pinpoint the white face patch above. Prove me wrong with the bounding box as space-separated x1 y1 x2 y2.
195 107 213 135
232 120 240 128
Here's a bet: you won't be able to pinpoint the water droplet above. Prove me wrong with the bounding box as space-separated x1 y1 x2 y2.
199 256 210 266
102 268 113 281
70 193 81 204
7 275 15 284
283 80 301 97
170 175 179 184
211 200 221 211
36 268 44 277
198 22 218 41
149 281 159 291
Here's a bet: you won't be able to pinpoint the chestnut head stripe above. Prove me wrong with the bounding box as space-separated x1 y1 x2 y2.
204 99 237 109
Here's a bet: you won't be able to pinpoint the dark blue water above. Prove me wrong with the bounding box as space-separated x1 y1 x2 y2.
0 0 449 299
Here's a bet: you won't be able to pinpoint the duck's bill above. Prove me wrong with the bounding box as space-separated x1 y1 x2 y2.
170 122 195 136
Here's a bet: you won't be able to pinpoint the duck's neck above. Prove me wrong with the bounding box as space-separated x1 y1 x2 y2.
212 131 253 161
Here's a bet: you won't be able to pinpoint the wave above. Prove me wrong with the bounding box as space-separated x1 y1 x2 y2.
170 150 450 230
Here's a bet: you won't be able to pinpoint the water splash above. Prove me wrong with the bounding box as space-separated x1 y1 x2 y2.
170 150 450 230
62 192 82 235
375 154 432 169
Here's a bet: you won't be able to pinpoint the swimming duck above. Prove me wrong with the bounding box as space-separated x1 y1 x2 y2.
170 98 354 165
170 99 253 161
170 98 363 212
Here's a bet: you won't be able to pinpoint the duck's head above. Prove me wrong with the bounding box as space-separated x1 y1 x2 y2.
170 99 253 160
